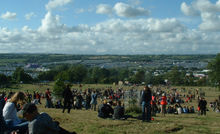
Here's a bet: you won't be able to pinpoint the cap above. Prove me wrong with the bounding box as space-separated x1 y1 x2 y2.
20 103 37 116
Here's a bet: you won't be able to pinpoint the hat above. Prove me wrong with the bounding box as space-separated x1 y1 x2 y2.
20 103 37 116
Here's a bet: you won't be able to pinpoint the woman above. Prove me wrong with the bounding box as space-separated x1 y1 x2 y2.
3 92 28 133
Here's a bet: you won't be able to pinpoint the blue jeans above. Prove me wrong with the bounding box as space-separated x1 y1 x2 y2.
142 101 151 121
5 119 28 133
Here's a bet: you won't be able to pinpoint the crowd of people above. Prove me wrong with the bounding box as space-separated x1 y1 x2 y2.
0 84 220 133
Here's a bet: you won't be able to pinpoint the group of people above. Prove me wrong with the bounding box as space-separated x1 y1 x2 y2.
209 96 220 113
46 84 210 122
0 84 215 133
0 91 76 134
98 99 125 120
140 85 210 122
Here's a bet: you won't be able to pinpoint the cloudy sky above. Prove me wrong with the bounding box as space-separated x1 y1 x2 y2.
0 0 220 54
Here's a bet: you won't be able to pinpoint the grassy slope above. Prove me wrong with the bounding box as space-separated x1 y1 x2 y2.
1 84 220 134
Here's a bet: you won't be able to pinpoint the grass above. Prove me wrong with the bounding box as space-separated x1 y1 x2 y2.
1 84 220 134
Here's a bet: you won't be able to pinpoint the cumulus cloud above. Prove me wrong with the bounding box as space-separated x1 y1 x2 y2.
92 18 185 33
95 2 149 18
113 2 149 17
38 12 67 33
25 12 35 20
96 4 113 15
1 12 219 54
181 2 199 16
1 11 16 20
181 0 220 31
46 0 73 11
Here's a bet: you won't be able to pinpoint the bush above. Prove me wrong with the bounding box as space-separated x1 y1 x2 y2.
125 105 141 114
53 79 65 98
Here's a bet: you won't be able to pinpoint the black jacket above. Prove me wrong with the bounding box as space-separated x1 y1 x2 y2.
198 99 207 109
141 90 152 103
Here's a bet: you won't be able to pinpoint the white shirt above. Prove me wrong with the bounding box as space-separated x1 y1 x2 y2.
3 101 21 125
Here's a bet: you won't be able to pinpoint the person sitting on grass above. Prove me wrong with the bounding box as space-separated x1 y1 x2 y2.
3 92 28 134
113 101 125 120
20 103 76 134
98 99 113 118
189 106 195 113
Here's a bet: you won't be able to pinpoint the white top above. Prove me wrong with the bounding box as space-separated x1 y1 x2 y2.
3 101 21 125
177 107 182 114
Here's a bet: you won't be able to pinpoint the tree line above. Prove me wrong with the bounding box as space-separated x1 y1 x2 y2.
0 54 220 89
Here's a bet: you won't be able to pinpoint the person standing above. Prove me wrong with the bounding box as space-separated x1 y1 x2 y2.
90 91 98 111
45 88 53 108
151 93 157 117
141 85 152 122
160 93 167 116
85 92 91 110
198 97 207 115
62 85 73 113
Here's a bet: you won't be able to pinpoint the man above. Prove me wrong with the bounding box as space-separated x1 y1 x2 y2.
62 85 73 113
140 85 152 122
22 103 76 134
198 97 207 115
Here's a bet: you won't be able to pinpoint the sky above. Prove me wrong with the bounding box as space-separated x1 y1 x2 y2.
0 0 220 55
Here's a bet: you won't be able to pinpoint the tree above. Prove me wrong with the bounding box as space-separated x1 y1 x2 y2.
207 53 220 89
12 67 33 83
167 66 183 86
67 65 88 83
37 70 58 81
119 68 130 81
53 79 66 98
130 69 145 84
0 74 10 87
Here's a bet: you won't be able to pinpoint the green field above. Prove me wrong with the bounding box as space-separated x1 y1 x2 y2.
1 84 220 134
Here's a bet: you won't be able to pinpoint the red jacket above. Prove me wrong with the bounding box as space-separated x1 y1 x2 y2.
161 96 167 105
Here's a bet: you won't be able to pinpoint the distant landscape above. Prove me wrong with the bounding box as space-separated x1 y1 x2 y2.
0 54 220 134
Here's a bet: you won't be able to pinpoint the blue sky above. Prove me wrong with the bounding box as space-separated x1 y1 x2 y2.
0 0 220 54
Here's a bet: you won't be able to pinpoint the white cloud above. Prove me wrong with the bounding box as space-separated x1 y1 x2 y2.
199 12 220 31
92 18 185 33
96 4 113 15
181 0 220 31
76 8 85 14
1 12 219 54
38 12 66 33
113 2 149 17
1 11 16 20
181 2 199 16
46 0 73 11
25 12 35 20
128 0 141 6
